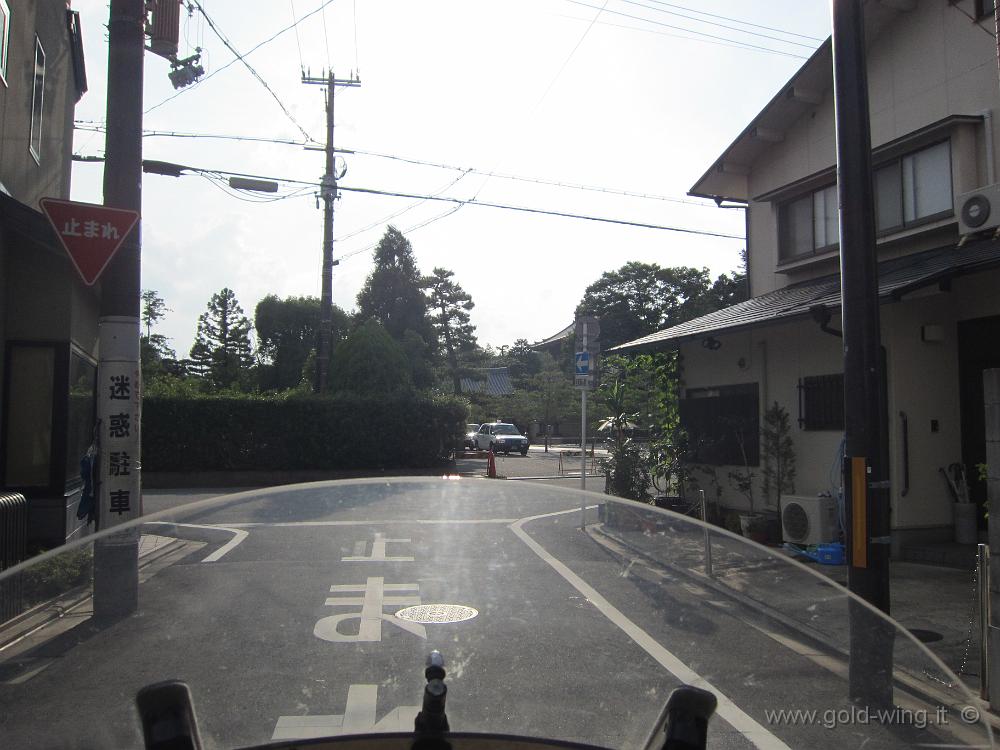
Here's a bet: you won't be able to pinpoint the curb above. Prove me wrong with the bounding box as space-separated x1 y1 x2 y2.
0 536 184 652
587 522 1000 730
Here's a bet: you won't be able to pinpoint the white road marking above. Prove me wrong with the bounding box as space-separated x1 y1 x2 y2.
509 508 791 750
225 518 519 528
343 532 414 562
144 521 248 563
314 577 427 642
272 684 419 740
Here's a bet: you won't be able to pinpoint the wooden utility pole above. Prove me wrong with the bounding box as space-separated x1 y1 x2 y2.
303 71 360 393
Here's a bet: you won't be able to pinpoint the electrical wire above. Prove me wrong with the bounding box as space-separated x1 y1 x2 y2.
466 0 609 206
947 1 997 38
556 12 811 58
73 122 723 208
563 0 811 59
633 0 826 43
616 0 817 49
290 0 305 72
127 160 744 238
321 1 332 68
145 1 338 126
335 169 472 242
336 205 465 263
353 0 360 74
189 0 314 141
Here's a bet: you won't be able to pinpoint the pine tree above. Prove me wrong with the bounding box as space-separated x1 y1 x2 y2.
189 287 254 389
356 226 434 345
424 267 477 394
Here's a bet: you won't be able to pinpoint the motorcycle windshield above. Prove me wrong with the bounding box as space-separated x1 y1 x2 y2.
0 479 992 749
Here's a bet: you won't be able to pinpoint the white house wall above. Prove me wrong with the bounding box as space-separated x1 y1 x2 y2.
741 0 1000 298
680 267 1000 548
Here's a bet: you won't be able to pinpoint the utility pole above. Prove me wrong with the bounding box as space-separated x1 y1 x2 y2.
303 71 360 393
831 0 893 707
93 0 145 624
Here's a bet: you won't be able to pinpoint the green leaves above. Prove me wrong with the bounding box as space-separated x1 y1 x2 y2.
189 287 254 390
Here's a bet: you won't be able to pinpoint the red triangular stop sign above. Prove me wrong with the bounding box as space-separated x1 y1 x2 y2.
39 198 140 286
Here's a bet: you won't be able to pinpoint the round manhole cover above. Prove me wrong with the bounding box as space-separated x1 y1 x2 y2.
395 604 478 624
909 628 943 644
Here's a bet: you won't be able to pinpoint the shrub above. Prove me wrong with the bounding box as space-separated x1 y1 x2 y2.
142 393 468 472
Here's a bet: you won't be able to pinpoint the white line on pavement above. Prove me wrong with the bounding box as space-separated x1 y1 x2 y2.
223 518 519 528
144 521 249 563
509 508 791 750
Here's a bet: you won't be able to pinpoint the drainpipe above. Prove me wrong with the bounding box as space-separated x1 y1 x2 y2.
983 109 996 186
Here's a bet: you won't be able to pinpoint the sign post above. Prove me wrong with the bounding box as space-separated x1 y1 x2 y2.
575 316 600 528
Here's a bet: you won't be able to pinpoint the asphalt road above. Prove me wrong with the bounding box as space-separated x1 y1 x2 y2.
0 480 985 749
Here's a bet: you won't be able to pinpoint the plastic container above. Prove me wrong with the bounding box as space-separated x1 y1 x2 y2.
815 543 846 566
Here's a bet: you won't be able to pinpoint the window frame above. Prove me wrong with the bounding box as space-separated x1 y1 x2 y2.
0 0 9 87
29 35 46 164
976 0 996 21
873 139 953 236
778 183 840 262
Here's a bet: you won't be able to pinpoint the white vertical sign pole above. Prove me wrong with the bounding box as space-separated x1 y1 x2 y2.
98 316 142 534
580 322 588 529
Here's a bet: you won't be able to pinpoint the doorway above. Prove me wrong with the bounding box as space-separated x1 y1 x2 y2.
958 315 1000 528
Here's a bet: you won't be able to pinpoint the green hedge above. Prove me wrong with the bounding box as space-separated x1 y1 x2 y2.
142 393 468 472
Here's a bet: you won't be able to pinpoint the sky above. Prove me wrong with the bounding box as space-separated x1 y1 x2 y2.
69 0 834 356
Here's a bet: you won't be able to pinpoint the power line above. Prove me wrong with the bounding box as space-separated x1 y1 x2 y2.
130 161 744 239
145 1 337 128
556 12 812 58
290 0 305 71
638 0 826 43
73 122 723 208
336 205 464 263
616 0 817 49
189 0 314 141
562 0 811 59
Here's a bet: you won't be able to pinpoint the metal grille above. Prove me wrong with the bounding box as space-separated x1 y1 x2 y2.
0 492 28 624
799 374 845 431
782 501 811 543
395 604 478 624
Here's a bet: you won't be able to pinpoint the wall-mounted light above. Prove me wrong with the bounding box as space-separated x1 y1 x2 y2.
701 336 722 351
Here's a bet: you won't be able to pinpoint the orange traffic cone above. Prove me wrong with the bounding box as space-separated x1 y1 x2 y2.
487 448 497 478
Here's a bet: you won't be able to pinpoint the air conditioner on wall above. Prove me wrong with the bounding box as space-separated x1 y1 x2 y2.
956 183 1000 235
780 495 839 546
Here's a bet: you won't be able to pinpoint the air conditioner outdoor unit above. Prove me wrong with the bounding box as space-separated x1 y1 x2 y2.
781 495 838 546
956 183 1000 235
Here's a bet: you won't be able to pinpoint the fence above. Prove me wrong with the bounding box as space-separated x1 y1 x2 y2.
0 492 28 623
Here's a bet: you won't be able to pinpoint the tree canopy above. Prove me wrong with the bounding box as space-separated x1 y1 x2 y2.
255 295 349 391
424 267 477 394
356 226 434 346
330 319 413 396
576 261 747 348
189 287 254 389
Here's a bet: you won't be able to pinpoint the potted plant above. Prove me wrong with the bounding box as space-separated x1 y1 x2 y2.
727 420 765 542
760 402 796 543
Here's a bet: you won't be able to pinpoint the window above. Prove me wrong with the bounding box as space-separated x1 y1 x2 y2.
0 0 9 85
3 345 56 487
779 184 839 260
798 374 844 431
64 351 97 486
29 36 45 163
874 141 952 233
976 0 996 20
679 383 759 466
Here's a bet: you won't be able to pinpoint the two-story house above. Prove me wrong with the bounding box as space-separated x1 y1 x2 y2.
613 0 1000 561
0 0 95 548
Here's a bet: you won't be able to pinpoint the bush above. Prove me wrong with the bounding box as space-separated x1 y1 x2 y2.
23 546 93 606
142 393 469 472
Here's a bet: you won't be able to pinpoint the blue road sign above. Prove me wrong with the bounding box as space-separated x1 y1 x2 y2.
575 351 590 375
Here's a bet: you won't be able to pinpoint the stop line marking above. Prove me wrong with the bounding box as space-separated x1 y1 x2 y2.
225 518 518 527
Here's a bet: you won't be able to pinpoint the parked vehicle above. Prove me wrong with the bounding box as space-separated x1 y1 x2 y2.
465 424 480 450
475 422 529 455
